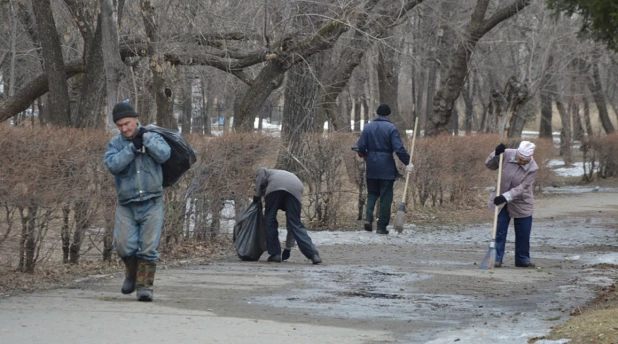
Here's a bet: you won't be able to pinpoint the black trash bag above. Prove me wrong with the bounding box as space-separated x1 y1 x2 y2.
233 200 267 261
144 125 197 187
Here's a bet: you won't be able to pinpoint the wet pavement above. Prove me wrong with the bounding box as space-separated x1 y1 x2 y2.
0 191 616 343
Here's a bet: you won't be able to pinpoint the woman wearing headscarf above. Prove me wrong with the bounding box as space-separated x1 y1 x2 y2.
486 141 538 268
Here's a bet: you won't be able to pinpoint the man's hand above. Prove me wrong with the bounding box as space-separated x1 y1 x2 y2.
135 126 147 138
253 196 261 203
405 163 414 173
132 127 147 153
132 135 144 153
494 195 506 205
495 143 506 156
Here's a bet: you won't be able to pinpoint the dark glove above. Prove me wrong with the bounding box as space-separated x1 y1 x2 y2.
494 143 506 156
132 135 144 153
135 126 147 138
253 196 261 203
282 248 291 261
494 195 507 205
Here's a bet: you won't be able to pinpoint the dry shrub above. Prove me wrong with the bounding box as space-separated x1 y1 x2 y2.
584 134 618 180
0 127 114 272
294 133 356 229
408 134 554 209
167 133 278 244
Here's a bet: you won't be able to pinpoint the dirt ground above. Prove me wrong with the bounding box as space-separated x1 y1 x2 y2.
0 187 616 343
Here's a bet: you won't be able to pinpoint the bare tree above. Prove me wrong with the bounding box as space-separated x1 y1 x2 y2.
426 0 531 136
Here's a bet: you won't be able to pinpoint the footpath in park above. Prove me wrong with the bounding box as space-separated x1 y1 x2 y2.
0 188 616 344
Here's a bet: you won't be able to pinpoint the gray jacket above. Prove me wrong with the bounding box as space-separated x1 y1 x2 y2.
254 168 303 203
485 149 538 218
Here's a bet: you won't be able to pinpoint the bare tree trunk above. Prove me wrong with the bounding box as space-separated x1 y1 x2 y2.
463 80 474 135
69 200 90 264
141 0 176 129
587 55 615 134
100 0 128 129
61 205 70 263
538 55 554 138
570 61 584 141
181 77 192 134
275 57 321 173
353 97 361 132
377 43 404 133
583 93 593 137
75 15 106 129
32 0 72 127
555 94 572 164
203 78 212 135
426 0 531 136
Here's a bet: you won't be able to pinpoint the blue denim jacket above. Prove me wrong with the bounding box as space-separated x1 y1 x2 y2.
104 128 171 205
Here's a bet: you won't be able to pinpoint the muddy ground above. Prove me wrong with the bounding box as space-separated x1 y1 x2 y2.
0 188 616 344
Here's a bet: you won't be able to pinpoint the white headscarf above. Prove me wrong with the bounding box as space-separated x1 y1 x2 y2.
516 141 535 161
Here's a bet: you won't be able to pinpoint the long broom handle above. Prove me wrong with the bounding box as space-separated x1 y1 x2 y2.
490 153 504 240
400 117 419 203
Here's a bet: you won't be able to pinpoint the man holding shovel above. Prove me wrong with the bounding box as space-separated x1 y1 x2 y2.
485 141 538 268
355 104 414 235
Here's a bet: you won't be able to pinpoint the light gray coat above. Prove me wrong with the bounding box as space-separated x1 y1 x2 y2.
485 149 538 218
254 168 303 202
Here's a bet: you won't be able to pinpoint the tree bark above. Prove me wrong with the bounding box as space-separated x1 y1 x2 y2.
75 15 106 129
538 55 554 138
100 0 128 129
377 43 404 133
141 0 176 129
315 0 424 131
587 55 616 134
32 0 72 127
275 57 322 173
426 0 531 136
233 16 350 131
0 60 85 123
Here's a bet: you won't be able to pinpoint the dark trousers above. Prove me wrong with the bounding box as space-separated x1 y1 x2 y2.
365 179 395 229
264 191 317 259
495 205 533 264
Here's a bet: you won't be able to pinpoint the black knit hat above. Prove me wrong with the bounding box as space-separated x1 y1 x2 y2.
376 103 391 116
112 102 138 123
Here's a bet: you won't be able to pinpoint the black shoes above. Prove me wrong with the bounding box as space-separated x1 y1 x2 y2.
494 261 502 268
364 221 373 232
515 261 535 268
267 254 282 263
376 228 389 235
282 249 291 261
311 254 322 265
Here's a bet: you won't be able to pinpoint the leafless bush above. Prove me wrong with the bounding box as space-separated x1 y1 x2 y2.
167 133 277 246
408 135 554 208
294 133 351 229
584 134 618 180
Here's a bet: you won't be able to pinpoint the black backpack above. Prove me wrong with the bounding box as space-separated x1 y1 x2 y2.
144 125 197 187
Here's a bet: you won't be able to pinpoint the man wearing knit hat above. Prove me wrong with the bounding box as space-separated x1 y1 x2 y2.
104 102 171 301
355 103 414 234
485 141 538 268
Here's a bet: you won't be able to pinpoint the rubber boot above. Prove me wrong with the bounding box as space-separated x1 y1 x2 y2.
136 260 156 302
121 256 138 295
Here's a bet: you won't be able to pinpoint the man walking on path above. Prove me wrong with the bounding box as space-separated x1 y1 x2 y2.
355 104 414 234
253 168 322 264
104 102 171 301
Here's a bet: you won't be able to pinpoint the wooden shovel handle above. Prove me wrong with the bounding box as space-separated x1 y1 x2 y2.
491 153 504 239
401 117 419 203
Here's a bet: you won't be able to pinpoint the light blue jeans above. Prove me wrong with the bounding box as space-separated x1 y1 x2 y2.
114 196 164 262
